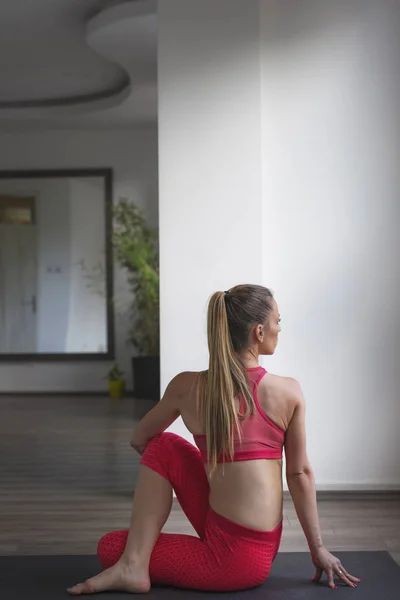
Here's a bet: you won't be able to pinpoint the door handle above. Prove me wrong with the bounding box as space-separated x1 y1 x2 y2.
23 295 36 314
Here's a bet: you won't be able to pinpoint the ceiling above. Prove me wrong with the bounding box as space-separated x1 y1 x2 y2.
0 0 157 129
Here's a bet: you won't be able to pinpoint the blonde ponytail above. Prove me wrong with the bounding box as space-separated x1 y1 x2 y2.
197 291 255 474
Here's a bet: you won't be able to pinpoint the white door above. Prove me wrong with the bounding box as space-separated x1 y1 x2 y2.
0 224 37 353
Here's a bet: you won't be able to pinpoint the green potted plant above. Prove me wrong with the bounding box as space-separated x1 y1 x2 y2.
107 363 125 399
112 199 159 400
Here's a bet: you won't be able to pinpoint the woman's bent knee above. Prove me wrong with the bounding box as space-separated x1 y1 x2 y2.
143 432 188 454
141 432 196 472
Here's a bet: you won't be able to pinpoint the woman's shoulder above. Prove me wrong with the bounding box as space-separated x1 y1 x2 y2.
261 371 301 395
167 371 202 398
263 372 303 397
258 373 303 426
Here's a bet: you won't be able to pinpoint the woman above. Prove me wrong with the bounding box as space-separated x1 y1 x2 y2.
68 285 360 594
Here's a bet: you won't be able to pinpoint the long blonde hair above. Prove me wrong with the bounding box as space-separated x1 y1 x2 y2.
197 285 273 473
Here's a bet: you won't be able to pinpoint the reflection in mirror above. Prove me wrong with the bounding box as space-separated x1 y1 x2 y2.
0 170 113 359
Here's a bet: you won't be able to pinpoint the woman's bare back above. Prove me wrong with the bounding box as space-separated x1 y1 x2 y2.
179 371 297 531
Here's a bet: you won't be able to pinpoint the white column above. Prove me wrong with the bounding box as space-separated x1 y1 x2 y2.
158 0 400 489
158 0 264 440
260 0 400 489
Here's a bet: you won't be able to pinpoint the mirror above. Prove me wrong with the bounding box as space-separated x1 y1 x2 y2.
0 168 114 361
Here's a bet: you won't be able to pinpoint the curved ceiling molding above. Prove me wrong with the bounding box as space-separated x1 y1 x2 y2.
86 0 157 119
0 77 130 111
0 0 157 122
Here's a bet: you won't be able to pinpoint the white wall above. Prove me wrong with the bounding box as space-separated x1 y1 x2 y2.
260 0 400 489
0 127 158 392
158 0 264 441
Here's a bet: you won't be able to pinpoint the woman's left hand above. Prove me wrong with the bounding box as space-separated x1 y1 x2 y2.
311 546 361 589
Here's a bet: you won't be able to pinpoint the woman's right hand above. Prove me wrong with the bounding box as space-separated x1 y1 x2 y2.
131 441 147 455
311 546 361 589
130 432 148 455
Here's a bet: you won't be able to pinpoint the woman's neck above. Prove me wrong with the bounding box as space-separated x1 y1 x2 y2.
237 349 259 369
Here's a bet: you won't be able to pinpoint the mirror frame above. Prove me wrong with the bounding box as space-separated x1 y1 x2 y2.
0 168 115 362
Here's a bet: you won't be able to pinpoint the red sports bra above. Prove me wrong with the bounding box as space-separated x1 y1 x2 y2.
193 366 285 463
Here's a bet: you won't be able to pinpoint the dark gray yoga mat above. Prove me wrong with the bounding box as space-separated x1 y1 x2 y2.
0 551 398 599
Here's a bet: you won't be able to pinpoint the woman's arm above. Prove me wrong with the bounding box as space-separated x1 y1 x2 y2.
130 372 188 453
285 380 360 589
285 381 324 552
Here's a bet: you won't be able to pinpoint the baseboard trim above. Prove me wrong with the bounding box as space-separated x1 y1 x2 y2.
314 484 400 492
284 488 400 499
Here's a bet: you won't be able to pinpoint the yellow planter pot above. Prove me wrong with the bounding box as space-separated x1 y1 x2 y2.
108 380 125 399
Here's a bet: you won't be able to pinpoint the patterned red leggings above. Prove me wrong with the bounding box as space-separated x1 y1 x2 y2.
97 432 282 592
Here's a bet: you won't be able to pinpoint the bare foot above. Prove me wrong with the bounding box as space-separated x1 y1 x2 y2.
67 560 151 595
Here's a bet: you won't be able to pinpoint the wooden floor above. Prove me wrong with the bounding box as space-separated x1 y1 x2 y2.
1 395 399 569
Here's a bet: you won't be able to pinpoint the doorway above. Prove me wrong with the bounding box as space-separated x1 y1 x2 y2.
0 195 37 353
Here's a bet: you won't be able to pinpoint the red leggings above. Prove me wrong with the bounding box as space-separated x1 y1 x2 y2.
97 433 282 592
